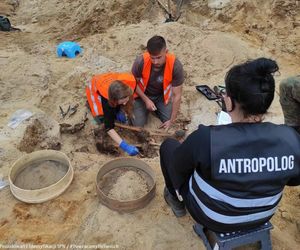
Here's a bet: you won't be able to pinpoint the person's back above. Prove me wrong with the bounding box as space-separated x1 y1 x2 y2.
210 123 299 195
181 122 300 232
159 57 300 232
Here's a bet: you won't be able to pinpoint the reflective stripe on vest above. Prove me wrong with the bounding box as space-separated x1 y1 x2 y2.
86 73 136 117
85 82 103 117
193 171 282 207
139 52 175 105
139 78 145 88
189 177 277 224
164 84 172 102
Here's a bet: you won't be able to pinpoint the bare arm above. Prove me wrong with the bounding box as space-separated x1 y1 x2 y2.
135 84 148 102
170 85 183 122
107 129 122 146
136 84 157 111
107 128 139 155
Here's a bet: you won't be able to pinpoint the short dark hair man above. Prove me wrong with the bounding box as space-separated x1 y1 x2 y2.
131 35 184 130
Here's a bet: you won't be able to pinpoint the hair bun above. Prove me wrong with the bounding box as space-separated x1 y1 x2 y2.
225 57 278 115
254 57 279 76
251 58 278 92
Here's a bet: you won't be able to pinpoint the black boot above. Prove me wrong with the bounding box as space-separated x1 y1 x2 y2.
163 187 186 217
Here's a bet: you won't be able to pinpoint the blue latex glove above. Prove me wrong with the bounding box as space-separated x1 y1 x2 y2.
119 140 139 156
116 111 127 123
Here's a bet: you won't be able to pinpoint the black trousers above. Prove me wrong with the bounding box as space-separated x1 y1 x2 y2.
159 139 272 232
159 138 213 227
159 138 184 196
159 138 205 220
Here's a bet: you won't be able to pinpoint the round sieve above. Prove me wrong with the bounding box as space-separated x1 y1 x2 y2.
96 157 156 212
9 150 73 203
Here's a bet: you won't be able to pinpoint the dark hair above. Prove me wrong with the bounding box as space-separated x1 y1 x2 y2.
146 35 166 55
225 57 279 116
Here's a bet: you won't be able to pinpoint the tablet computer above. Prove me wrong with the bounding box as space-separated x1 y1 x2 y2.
196 85 219 100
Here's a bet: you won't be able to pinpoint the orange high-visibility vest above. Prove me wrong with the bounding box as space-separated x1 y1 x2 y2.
137 52 176 105
85 73 136 117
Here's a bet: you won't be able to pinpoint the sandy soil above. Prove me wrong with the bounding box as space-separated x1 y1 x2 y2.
100 168 149 201
0 0 299 249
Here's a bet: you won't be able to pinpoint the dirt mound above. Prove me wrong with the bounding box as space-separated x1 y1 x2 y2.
182 0 300 62
0 0 18 16
12 0 158 39
18 114 61 153
62 0 151 39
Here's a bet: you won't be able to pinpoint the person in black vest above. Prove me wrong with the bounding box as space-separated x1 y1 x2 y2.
159 57 300 232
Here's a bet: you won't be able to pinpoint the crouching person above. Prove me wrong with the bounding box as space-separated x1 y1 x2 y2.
159 58 300 232
86 72 139 156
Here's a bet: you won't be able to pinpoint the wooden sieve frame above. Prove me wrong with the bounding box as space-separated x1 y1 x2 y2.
9 150 73 203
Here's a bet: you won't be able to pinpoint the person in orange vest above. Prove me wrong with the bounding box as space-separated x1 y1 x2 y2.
131 35 184 130
86 72 139 156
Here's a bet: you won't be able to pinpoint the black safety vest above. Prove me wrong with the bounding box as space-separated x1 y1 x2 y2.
211 122 300 196
189 122 300 229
